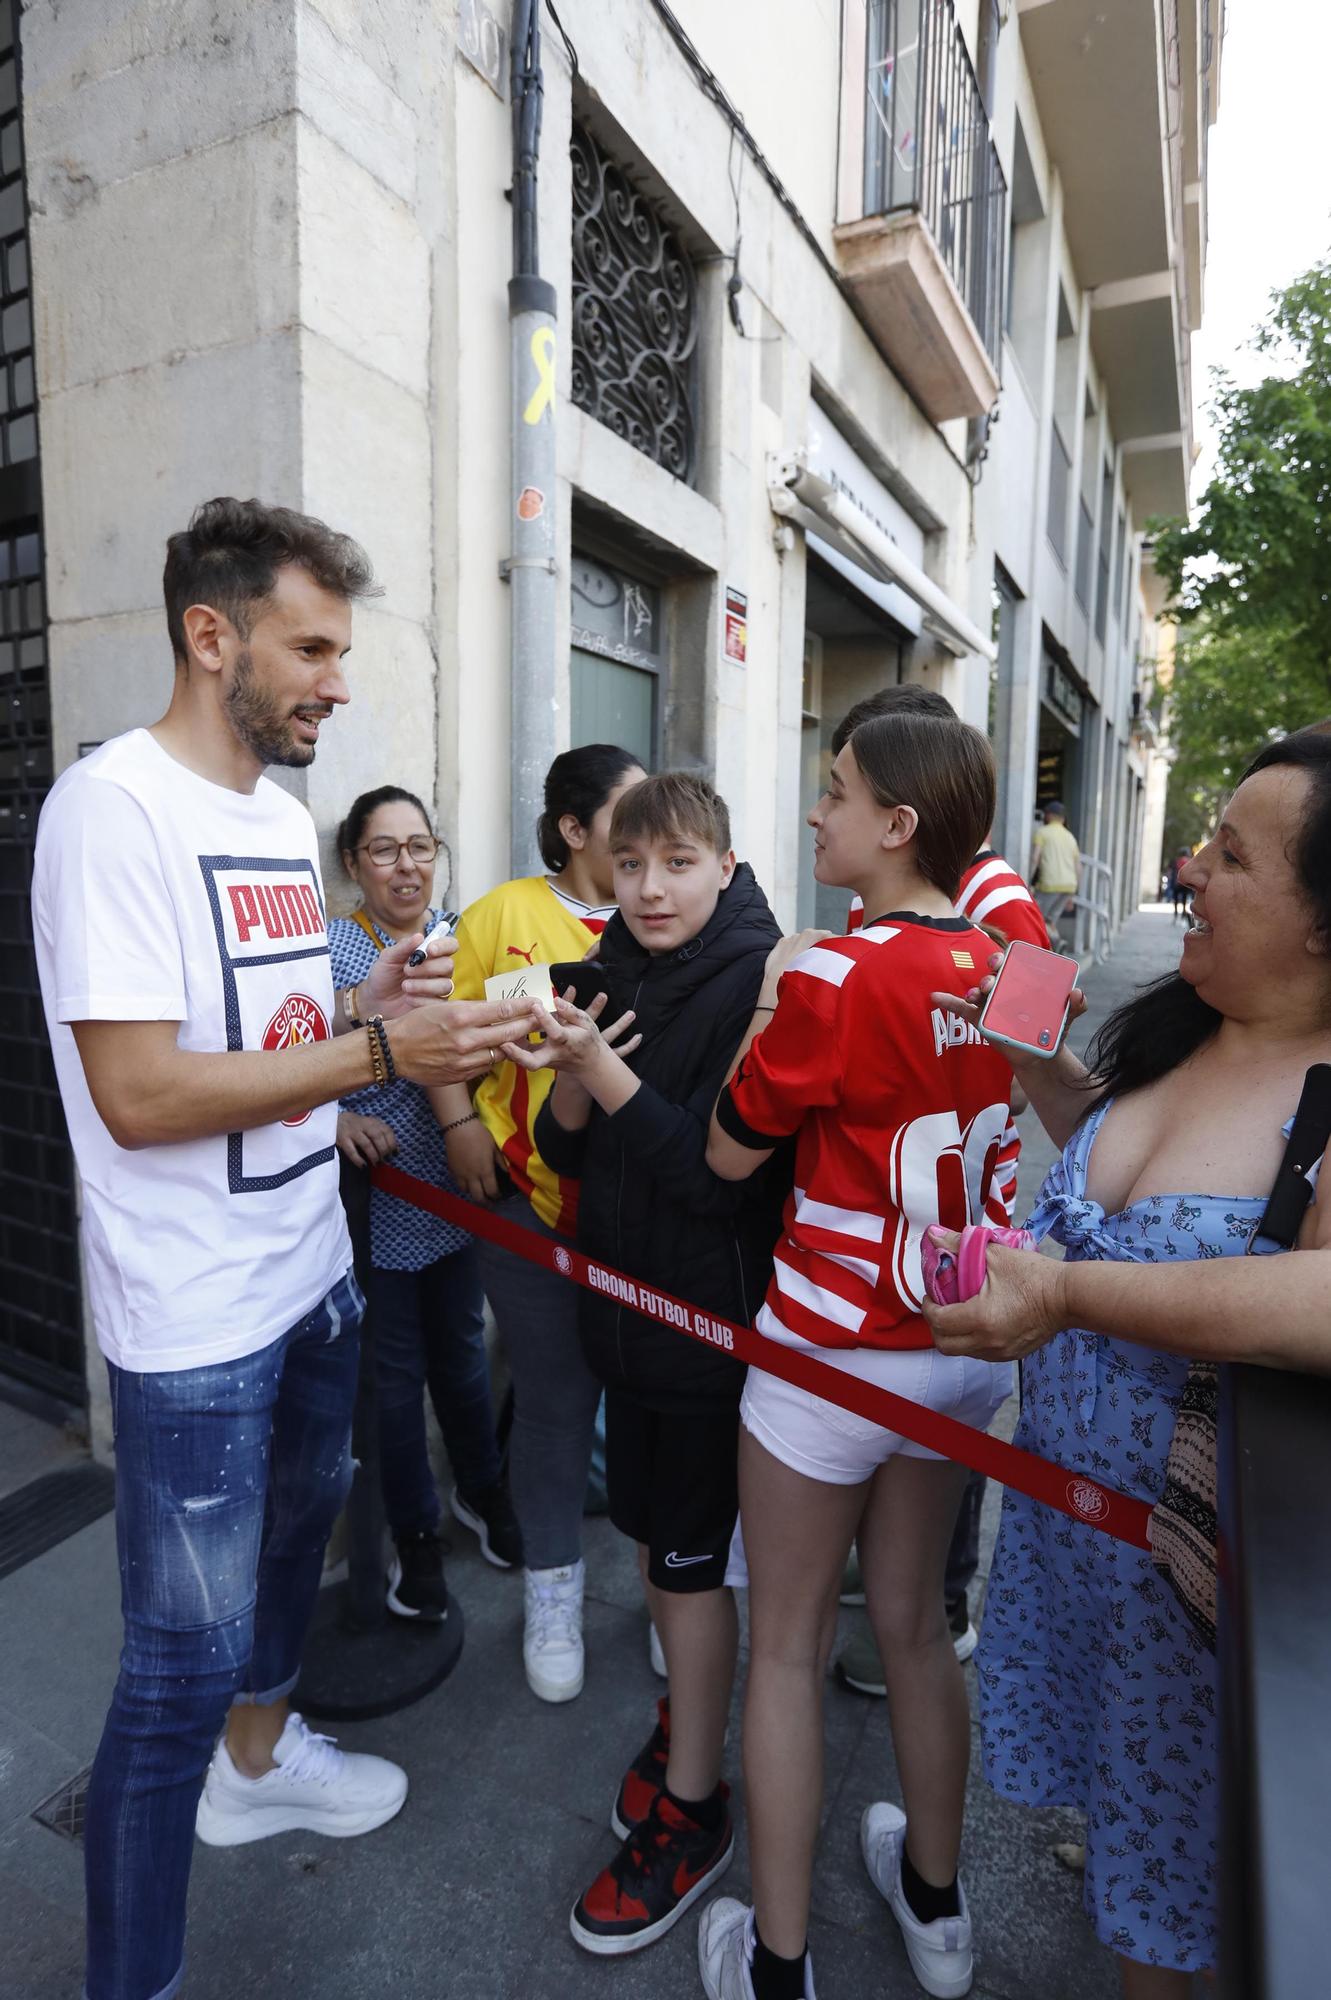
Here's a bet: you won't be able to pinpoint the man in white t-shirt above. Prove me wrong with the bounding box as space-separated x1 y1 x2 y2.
31 497 539 2000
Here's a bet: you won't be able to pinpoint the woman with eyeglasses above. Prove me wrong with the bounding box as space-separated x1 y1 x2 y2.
328 785 521 1626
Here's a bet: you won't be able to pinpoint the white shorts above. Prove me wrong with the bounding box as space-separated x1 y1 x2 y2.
738 1344 1015 1488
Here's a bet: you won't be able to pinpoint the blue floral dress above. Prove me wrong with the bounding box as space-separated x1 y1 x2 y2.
977 1096 1266 1973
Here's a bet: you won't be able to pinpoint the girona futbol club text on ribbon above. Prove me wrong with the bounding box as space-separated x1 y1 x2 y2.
373 1163 1154 1549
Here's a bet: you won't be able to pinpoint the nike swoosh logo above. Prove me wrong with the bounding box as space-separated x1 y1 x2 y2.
664 1551 712 1568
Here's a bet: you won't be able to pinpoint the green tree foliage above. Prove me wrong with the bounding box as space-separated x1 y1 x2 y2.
1151 257 1331 826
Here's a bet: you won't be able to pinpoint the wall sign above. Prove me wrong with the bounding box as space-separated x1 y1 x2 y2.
804 399 926 636
458 0 507 100
723 586 748 666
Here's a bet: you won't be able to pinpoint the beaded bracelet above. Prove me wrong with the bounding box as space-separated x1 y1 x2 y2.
366 1015 397 1086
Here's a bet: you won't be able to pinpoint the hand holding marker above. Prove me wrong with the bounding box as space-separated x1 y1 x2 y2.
407 910 461 968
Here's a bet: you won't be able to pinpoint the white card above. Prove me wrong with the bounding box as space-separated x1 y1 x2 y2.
484 963 556 1010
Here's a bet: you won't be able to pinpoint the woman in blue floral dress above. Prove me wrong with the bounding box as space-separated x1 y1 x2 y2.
923 728 1331 1999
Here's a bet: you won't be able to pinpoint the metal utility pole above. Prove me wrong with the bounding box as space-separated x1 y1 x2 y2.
506 0 559 876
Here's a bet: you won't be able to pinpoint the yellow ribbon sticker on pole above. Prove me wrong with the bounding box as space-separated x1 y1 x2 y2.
523 325 556 426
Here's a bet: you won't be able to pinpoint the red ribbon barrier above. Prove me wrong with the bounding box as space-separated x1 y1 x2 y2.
373 1162 1154 1550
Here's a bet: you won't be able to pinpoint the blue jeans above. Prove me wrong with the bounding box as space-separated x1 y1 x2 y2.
84 1271 363 2000
368 1243 501 1536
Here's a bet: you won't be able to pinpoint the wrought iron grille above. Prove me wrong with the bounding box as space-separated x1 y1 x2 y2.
0 0 83 1410
863 0 1006 369
570 122 699 485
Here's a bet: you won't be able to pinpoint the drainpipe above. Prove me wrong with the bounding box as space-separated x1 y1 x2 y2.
506 0 559 876
967 0 1002 471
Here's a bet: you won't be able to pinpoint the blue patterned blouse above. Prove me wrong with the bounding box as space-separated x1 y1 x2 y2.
328 912 471 1272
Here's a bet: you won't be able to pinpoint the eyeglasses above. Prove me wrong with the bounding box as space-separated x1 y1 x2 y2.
356 835 440 867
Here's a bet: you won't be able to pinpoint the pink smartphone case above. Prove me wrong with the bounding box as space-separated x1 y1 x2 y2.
921 1224 1037 1306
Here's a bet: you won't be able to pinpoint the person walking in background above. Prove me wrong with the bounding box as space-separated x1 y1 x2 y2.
329 784 520 1627
432 743 646 1703
700 713 1016 2000
1166 847 1193 920
29 498 539 2000
1029 800 1081 933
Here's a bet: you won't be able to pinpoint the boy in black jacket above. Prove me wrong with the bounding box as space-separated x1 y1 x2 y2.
510 774 789 1957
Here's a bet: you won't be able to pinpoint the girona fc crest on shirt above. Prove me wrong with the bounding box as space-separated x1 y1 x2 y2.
263 993 331 1125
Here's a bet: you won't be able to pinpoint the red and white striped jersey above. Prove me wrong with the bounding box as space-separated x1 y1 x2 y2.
717 915 1012 1353
845 855 1047 1224
847 851 1048 949
955 851 1050 951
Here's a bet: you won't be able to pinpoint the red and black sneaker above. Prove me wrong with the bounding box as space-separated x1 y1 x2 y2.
611 1696 670 1838
569 1785 734 1956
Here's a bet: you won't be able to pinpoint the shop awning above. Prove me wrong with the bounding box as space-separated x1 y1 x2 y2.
767 454 997 664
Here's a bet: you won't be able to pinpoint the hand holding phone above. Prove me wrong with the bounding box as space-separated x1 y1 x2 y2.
976 941 1079 1062
549 961 613 1013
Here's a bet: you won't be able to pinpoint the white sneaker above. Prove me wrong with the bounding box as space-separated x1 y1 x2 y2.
194 1712 407 1847
523 1560 585 1702
649 1619 667 1679
860 1803 973 1998
698 1900 817 2000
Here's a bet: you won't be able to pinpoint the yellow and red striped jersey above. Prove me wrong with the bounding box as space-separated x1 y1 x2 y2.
450 876 615 1232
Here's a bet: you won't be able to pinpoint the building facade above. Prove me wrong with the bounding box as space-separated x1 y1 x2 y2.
2 0 1218 1418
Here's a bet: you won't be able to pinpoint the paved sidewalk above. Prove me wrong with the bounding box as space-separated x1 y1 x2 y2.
0 910 1187 2000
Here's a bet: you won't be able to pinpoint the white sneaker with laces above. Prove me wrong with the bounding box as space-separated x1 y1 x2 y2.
860 1802 973 1998
194 1712 407 1847
523 1560 585 1703
698 1900 817 2000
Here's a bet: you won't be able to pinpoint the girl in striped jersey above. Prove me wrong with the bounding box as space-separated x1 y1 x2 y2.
698 714 1014 2000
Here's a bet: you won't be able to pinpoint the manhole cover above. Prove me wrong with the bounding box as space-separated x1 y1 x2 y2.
32 1766 92 1843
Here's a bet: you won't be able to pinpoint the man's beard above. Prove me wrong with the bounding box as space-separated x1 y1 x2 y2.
223 648 325 769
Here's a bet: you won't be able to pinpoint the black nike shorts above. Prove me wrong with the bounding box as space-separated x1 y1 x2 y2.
604 1391 741 1594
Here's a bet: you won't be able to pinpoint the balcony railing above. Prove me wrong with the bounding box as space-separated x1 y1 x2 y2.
835 0 1005 422
861 0 1006 369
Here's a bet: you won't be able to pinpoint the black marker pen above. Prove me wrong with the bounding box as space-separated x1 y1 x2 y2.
406 909 461 968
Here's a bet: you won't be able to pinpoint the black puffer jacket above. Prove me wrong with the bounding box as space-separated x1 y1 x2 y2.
534 863 791 1410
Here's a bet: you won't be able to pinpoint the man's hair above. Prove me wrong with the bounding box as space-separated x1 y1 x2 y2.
609 771 731 856
163 496 379 664
849 713 995 900
830 683 957 757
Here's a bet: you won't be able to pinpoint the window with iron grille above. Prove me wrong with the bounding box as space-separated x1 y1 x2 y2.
0 0 83 1411
570 121 699 485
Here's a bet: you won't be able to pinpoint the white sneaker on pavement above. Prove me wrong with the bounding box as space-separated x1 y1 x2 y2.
194 1712 407 1847
698 1900 817 2000
860 1802 973 1999
523 1560 585 1703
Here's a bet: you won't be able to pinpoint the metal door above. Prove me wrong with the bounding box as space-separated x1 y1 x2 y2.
0 0 84 1413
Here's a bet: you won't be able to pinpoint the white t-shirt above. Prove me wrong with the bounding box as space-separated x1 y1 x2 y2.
31 729 351 1373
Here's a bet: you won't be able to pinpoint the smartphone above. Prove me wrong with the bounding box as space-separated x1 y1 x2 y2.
549 961 614 1012
976 940 1078 1061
